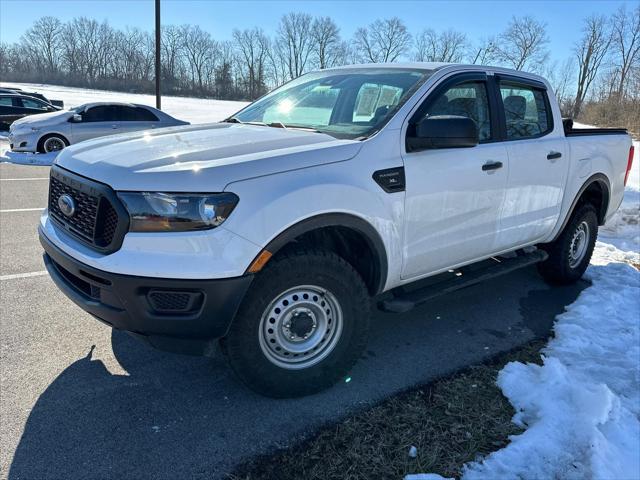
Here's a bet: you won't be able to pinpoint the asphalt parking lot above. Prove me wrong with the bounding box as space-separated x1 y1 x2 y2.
0 161 588 480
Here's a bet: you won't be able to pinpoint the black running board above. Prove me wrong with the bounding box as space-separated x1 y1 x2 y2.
378 249 548 313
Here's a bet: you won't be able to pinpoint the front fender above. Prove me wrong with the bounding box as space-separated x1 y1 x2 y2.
223 161 404 291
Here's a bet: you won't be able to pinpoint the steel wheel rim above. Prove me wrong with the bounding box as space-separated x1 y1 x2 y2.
44 137 65 152
569 220 589 268
258 285 343 370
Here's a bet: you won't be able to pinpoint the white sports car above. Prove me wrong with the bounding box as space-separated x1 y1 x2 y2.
9 102 189 153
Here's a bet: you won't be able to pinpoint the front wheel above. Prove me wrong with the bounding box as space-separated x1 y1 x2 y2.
537 203 598 284
38 134 68 153
223 248 370 398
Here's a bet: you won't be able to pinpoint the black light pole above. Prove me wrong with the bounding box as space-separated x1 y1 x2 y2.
155 0 161 109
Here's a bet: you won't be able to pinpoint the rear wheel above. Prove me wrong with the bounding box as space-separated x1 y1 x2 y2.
38 134 68 153
537 203 598 284
223 248 370 398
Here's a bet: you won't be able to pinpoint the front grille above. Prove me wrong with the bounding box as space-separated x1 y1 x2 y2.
49 175 99 242
96 199 118 246
48 166 128 253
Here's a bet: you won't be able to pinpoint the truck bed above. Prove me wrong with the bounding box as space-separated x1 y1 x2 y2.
563 118 628 137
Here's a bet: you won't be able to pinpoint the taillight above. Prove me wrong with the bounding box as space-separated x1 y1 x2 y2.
624 145 635 186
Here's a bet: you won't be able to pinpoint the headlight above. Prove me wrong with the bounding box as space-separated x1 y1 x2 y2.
118 192 239 232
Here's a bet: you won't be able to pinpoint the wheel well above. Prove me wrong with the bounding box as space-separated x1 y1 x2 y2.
577 180 609 225
38 133 69 152
272 225 385 296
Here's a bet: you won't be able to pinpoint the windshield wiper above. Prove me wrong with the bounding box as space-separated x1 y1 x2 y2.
278 123 322 133
223 118 270 127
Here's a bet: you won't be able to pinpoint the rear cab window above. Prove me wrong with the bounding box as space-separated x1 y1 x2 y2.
499 81 552 140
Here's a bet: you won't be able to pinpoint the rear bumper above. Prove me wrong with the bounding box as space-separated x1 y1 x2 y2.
40 226 253 355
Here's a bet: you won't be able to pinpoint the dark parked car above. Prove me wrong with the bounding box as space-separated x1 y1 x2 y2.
0 93 61 130
0 87 64 108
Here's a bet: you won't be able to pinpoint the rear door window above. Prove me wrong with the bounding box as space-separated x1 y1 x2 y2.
134 107 159 121
499 82 552 140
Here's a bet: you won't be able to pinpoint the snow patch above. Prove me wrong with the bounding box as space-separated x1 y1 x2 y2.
598 140 640 254
407 244 640 480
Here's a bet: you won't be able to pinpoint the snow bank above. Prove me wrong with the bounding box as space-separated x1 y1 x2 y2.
599 140 640 254
407 245 640 480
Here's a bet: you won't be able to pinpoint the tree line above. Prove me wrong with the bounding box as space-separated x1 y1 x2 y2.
0 7 637 132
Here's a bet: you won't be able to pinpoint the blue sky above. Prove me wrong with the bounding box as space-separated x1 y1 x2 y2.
0 0 633 63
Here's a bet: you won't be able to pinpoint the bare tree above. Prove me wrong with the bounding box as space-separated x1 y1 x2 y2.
495 16 549 71
233 27 270 99
353 17 411 63
470 36 497 65
277 13 313 79
609 4 640 98
161 25 183 85
543 58 575 116
22 16 63 74
413 28 467 62
311 16 342 69
181 25 216 91
573 15 611 117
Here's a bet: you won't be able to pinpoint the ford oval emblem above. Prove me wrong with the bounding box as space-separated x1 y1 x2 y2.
57 194 76 217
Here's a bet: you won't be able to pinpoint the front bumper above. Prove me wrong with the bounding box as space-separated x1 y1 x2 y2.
8 131 37 152
40 227 253 355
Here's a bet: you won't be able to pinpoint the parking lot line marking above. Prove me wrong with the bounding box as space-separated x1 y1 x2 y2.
0 177 49 181
0 207 44 213
0 270 48 281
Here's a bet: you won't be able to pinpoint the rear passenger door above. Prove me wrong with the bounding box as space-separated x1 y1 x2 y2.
496 76 568 246
113 106 160 134
401 72 510 279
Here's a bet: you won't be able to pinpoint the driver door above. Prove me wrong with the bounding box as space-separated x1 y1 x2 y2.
401 73 509 279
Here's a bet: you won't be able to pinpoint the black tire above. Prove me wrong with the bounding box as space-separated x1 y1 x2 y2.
37 134 69 153
223 248 370 398
537 203 598 284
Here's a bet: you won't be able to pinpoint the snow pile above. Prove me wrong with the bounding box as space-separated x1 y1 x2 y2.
407 245 640 480
599 140 640 253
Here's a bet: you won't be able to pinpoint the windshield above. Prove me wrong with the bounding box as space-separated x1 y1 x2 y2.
231 68 435 140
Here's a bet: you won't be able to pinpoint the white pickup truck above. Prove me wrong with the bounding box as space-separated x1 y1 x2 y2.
39 63 634 397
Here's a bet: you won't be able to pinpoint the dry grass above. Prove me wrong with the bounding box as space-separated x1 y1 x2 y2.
230 341 545 480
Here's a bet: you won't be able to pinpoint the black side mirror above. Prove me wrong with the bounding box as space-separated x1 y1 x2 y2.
407 115 479 151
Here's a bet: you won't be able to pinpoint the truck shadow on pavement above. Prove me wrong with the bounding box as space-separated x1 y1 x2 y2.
8 268 588 480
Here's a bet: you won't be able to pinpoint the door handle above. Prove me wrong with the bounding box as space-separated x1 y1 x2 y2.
111 125 118 129
547 151 562 160
482 161 503 171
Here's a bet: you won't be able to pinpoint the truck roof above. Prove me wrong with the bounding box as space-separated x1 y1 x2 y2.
322 62 549 86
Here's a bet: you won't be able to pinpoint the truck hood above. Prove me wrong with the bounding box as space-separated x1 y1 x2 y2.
55 123 363 191
11 109 71 128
